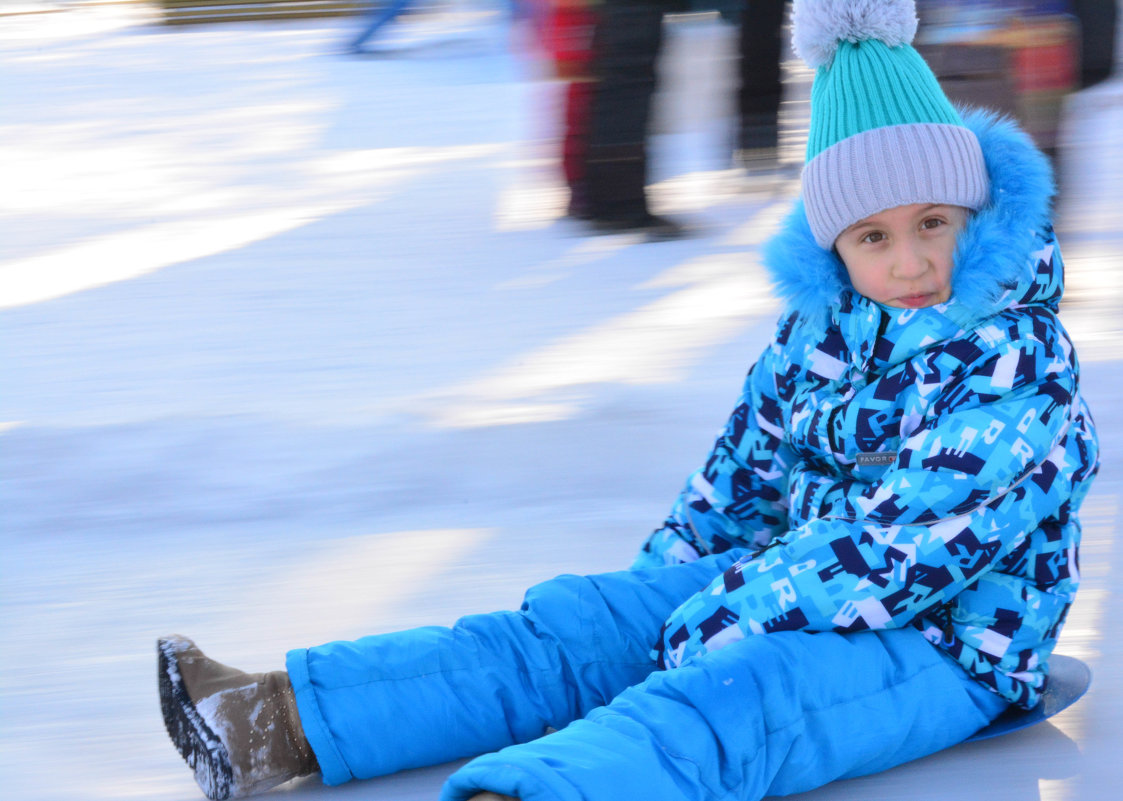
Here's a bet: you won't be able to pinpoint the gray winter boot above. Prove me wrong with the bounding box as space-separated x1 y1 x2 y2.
158 635 317 800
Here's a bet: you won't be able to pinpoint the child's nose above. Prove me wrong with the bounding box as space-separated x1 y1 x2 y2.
891 242 928 280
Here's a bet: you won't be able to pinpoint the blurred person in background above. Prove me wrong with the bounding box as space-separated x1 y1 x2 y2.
347 0 413 53
1071 0 1117 88
539 0 602 220
732 0 787 179
914 0 1117 159
571 0 672 234
157 3 1100 801
574 0 788 237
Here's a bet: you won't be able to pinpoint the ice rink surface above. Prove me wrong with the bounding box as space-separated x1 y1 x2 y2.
2 5 1122 800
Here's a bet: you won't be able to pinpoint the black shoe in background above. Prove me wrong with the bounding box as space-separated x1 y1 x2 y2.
587 212 688 241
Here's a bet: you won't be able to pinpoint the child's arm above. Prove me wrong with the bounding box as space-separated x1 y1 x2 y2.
632 315 798 569
657 316 1098 666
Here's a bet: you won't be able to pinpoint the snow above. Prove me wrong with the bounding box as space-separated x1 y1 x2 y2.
2 5 1122 801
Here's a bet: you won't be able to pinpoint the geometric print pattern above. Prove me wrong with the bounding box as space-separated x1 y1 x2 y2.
636 228 1099 709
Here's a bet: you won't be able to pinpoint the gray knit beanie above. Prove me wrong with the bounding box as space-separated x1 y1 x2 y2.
793 0 990 249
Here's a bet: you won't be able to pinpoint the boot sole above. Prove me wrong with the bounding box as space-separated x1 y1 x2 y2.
158 637 236 801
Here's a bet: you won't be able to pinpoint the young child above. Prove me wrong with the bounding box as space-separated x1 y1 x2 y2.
158 2 1100 800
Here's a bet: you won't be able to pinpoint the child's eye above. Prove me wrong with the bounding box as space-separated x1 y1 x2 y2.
921 217 946 230
861 231 886 244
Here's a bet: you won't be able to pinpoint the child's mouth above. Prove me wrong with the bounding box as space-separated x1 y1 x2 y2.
897 294 934 308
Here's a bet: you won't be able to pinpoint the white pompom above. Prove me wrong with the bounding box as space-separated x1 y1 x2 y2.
792 0 919 69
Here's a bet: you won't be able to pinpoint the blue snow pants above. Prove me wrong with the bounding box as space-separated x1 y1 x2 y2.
286 552 1007 801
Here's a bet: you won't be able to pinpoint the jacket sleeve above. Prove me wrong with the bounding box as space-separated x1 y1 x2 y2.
657 324 1095 667
631 317 797 569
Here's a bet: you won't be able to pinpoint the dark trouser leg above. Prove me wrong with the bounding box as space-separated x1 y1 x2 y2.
563 80 595 217
736 0 784 159
583 2 667 222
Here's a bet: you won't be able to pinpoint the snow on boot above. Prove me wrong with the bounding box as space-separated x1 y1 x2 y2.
158 635 317 800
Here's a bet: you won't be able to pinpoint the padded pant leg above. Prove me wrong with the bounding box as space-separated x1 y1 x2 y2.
441 628 1007 801
287 552 744 785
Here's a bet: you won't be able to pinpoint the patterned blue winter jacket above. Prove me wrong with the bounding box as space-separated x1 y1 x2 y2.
634 111 1100 710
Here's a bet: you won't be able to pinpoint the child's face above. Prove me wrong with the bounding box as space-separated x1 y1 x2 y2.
834 203 968 309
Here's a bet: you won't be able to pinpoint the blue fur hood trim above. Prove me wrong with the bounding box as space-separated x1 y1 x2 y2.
761 109 1056 332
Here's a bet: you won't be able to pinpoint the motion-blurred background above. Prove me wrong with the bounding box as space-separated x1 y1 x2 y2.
2 2 1121 800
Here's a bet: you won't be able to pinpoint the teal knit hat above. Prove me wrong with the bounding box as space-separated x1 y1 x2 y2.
793 0 990 248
